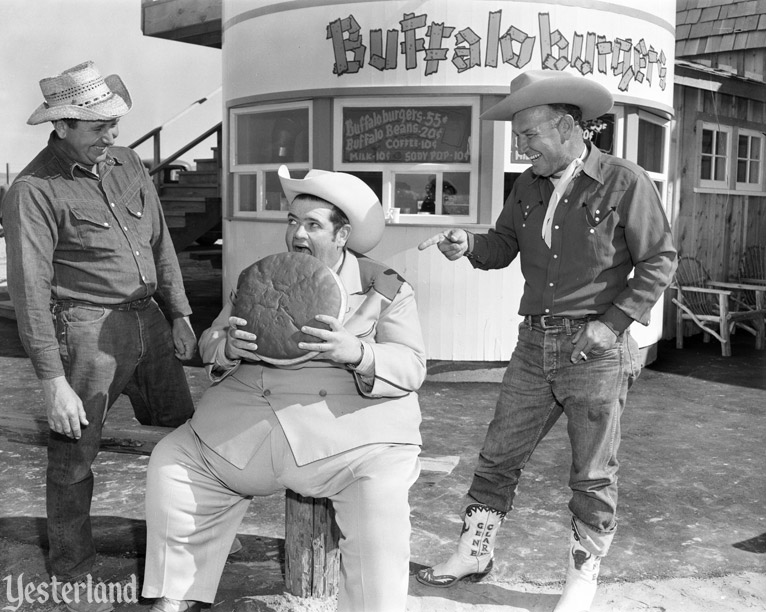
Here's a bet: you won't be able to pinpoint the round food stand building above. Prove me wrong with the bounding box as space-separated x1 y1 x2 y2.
219 0 675 362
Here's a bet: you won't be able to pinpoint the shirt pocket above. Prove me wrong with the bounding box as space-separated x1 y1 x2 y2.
122 185 154 244
69 206 115 251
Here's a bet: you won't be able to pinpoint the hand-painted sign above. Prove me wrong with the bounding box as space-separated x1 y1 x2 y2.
342 106 472 164
327 9 668 93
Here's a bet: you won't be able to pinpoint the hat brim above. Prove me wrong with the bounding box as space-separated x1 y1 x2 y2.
481 75 613 122
27 74 132 125
278 165 385 254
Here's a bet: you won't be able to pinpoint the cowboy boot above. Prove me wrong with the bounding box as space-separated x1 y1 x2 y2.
416 503 506 588
553 520 602 612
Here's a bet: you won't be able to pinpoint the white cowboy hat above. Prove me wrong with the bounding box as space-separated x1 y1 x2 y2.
481 69 613 122
278 165 385 254
27 61 132 125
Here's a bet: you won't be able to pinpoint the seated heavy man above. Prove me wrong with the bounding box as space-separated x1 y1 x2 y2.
142 166 427 612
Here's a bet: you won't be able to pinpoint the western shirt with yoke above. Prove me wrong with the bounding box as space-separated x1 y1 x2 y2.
466 142 677 333
3 133 191 379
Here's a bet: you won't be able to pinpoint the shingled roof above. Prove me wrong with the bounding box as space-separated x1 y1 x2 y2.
676 0 766 57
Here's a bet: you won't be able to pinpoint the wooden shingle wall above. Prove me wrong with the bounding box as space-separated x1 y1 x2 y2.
676 0 766 80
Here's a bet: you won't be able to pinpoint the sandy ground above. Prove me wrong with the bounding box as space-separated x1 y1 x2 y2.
0 238 764 611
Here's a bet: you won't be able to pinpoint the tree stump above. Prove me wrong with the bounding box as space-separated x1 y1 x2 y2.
284 490 341 598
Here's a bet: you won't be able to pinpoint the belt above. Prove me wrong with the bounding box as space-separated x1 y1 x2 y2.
524 314 598 330
52 296 154 313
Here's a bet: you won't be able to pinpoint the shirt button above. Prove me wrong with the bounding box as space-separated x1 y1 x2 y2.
263 389 271 397
522 223 526 228
553 254 558 259
103 222 109 227
554 225 559 230
137 212 142 217
549 282 554 287
135 250 140 255
590 229 595 234
123 226 128 231
544 308 550 313
110 202 115 207
564 199 568 203
596 209 600 214
319 389 327 397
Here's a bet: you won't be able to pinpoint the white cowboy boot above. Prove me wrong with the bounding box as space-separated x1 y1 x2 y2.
416 503 506 588
554 520 602 612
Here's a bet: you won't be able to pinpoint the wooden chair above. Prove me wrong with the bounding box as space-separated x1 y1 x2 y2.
672 256 766 356
737 246 766 309
738 245 766 285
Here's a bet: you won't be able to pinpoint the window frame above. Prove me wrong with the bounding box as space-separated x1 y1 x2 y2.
229 100 313 218
333 96 481 225
697 121 732 191
636 109 671 204
735 128 764 193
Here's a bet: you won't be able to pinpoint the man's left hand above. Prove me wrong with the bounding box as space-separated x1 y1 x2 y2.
299 314 363 365
570 320 618 363
172 316 198 360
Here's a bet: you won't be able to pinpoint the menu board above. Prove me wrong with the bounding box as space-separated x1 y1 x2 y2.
342 106 472 164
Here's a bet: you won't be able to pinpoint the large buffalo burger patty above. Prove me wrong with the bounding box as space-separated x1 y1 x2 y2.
232 252 347 365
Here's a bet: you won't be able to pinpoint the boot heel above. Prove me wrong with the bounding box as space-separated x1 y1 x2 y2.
464 558 494 582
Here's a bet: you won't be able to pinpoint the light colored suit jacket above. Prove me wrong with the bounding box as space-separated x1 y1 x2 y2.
191 251 426 468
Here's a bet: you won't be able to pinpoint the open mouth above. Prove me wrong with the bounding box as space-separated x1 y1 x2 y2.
292 245 312 255
526 153 541 161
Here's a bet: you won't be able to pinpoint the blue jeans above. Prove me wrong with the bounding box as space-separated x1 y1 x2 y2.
468 322 641 556
47 300 194 579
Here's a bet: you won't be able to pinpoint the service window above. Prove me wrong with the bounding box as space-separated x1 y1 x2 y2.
334 97 479 224
230 102 312 216
637 110 670 203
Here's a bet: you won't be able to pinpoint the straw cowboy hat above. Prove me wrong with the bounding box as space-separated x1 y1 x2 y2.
27 61 132 125
481 69 613 122
278 165 385 254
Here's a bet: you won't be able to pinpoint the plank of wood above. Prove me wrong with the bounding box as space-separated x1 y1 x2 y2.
0 413 172 455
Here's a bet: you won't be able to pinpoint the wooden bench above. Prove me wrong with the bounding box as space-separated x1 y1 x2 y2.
1 412 457 599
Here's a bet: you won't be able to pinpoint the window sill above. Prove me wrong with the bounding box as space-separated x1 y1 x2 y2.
693 187 766 196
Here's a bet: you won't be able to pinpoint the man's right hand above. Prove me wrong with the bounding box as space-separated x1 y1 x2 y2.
42 376 88 440
418 228 469 261
224 316 261 362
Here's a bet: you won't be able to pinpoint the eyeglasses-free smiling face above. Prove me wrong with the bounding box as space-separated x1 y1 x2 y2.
512 106 572 178
55 119 120 168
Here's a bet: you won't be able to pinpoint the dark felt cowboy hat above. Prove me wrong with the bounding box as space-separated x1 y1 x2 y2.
27 61 132 125
481 70 613 122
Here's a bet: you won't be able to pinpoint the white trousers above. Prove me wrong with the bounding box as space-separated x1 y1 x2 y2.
142 422 420 612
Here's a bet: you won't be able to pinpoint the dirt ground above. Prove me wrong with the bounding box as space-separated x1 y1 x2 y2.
0 240 764 611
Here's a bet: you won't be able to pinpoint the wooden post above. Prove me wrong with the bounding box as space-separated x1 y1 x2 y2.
284 490 341 598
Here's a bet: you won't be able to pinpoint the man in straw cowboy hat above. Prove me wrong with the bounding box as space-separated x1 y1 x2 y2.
417 70 677 610
141 166 426 612
3 61 197 611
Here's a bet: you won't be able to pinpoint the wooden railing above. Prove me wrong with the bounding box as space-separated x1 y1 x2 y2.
128 122 222 188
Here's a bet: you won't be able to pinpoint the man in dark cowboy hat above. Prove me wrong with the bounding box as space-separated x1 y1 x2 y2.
3 61 196 612
417 69 677 611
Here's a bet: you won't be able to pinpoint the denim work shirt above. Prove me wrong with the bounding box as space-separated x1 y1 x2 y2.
467 143 677 333
3 133 191 379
